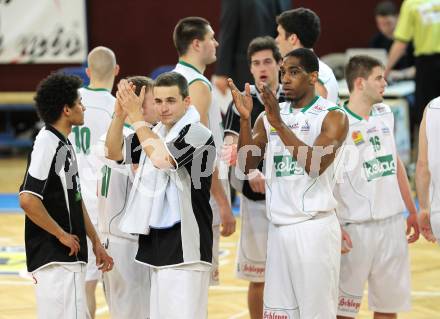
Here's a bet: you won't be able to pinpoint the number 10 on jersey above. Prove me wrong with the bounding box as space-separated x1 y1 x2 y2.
72 126 91 154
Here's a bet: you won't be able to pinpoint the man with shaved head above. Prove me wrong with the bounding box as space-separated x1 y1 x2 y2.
68 46 119 319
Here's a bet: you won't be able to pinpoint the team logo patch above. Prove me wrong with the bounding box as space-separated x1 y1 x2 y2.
363 154 396 181
382 126 390 134
352 131 364 145
273 155 304 177
300 120 310 132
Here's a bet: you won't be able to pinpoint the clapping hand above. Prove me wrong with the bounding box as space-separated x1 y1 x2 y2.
259 83 283 129
117 79 145 122
227 79 253 120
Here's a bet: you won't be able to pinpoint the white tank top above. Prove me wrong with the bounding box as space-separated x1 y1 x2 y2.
68 87 115 224
334 103 405 223
264 96 342 225
426 97 440 212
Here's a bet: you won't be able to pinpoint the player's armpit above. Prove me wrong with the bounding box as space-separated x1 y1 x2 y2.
188 81 211 126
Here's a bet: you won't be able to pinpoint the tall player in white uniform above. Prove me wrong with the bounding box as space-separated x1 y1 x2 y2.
275 7 339 104
230 48 348 318
223 36 284 319
335 55 419 319
172 17 236 284
68 46 119 319
97 76 157 318
416 96 440 243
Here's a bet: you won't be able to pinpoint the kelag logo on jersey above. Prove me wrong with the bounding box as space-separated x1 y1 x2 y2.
273 155 304 177
363 154 396 181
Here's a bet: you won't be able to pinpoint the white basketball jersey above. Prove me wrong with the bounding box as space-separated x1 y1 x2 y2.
426 97 440 212
334 103 405 223
264 96 342 225
173 61 229 225
318 59 339 104
173 61 224 151
97 126 137 241
68 87 115 224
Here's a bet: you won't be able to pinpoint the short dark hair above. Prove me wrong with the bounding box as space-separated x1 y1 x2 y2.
154 72 189 98
345 55 384 92
173 17 210 56
34 73 82 124
126 76 154 96
284 48 319 73
375 1 398 16
276 8 321 49
247 36 282 65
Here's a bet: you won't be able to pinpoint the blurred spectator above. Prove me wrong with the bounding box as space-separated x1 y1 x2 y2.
370 1 415 81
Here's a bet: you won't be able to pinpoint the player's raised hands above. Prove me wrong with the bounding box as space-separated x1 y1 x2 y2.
228 79 253 120
113 98 127 119
259 83 283 129
116 79 145 121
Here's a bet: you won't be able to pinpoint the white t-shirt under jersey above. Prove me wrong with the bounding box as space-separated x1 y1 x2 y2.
334 103 405 223
318 59 339 104
263 96 343 225
68 87 115 224
426 97 440 212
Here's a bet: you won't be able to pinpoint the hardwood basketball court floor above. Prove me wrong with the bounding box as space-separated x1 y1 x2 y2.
1 157 440 319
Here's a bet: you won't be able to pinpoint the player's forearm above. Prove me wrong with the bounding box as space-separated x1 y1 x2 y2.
81 201 100 246
238 118 261 174
19 193 65 239
397 157 417 215
416 160 431 211
132 118 173 169
105 115 125 161
210 167 230 208
386 40 408 74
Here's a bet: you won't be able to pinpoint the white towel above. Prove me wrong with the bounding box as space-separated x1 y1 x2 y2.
119 106 200 235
